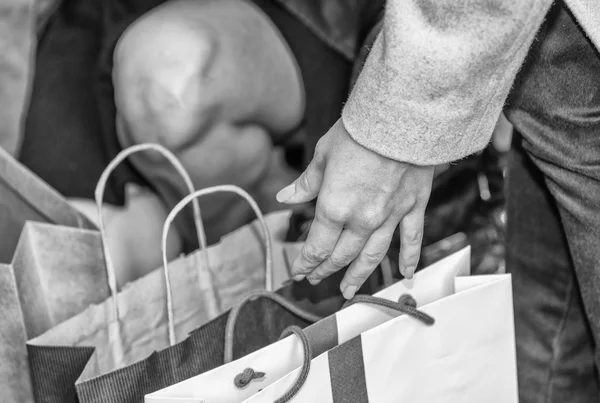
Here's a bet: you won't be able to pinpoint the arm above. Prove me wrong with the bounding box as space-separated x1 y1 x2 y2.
343 0 554 165
278 0 554 298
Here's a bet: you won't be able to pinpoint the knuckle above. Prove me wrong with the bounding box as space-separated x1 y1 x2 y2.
302 246 330 265
362 249 387 265
299 171 312 191
344 269 367 285
329 253 351 268
355 210 386 231
318 204 349 226
400 194 418 211
402 229 423 245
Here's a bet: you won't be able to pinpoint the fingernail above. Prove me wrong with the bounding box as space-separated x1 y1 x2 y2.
307 276 320 285
402 266 415 280
276 184 296 203
342 285 358 300
293 274 305 282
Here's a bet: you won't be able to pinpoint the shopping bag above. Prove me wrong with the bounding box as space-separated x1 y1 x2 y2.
12 222 106 338
11 143 205 340
144 247 471 403
0 263 34 403
26 182 308 403
0 145 95 263
242 273 517 402
74 275 350 403
26 182 387 403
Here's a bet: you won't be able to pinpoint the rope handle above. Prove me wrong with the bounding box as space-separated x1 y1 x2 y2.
273 326 312 403
224 290 322 364
163 185 275 346
93 143 207 327
232 294 435 402
342 294 435 325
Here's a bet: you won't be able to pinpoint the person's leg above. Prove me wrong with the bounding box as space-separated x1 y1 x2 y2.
112 0 305 244
506 138 597 402
505 2 600 401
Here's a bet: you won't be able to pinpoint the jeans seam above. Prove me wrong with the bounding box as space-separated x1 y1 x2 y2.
544 274 575 403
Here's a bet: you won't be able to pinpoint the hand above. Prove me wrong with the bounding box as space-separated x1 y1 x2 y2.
276 119 435 299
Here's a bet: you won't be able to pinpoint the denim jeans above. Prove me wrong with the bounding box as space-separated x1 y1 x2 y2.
505 2 600 401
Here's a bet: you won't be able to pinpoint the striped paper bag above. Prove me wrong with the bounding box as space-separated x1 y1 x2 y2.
243 273 517 402
145 247 471 403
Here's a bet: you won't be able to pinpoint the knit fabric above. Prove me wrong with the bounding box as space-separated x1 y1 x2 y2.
566 0 600 50
342 0 555 165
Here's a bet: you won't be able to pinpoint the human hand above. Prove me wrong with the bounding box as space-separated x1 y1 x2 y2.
276 119 435 299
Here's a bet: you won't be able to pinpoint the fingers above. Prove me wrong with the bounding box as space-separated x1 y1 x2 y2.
276 142 326 205
398 209 425 279
291 212 343 281
293 199 386 285
305 228 369 285
340 220 398 299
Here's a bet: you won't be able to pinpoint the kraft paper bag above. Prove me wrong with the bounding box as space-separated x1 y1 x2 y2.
26 185 302 403
10 143 201 339
0 263 34 403
12 222 107 338
0 145 95 264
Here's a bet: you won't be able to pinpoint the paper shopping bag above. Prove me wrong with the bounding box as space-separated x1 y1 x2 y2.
0 145 95 263
38 277 345 403
25 183 302 403
12 222 107 338
243 273 518 403
26 183 387 403
70 269 368 403
0 264 35 403
144 247 471 403
10 143 206 340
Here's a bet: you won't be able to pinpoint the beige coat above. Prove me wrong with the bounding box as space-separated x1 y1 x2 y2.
343 0 600 165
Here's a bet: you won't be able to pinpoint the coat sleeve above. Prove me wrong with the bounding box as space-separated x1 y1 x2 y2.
341 0 554 165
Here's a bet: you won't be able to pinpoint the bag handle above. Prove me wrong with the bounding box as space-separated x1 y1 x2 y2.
223 290 322 364
162 185 275 346
94 144 208 327
231 294 435 402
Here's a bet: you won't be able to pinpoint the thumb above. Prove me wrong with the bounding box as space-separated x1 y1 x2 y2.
276 156 324 204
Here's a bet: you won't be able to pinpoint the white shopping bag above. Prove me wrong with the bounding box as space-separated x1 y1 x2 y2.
145 247 472 403
243 273 517 403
